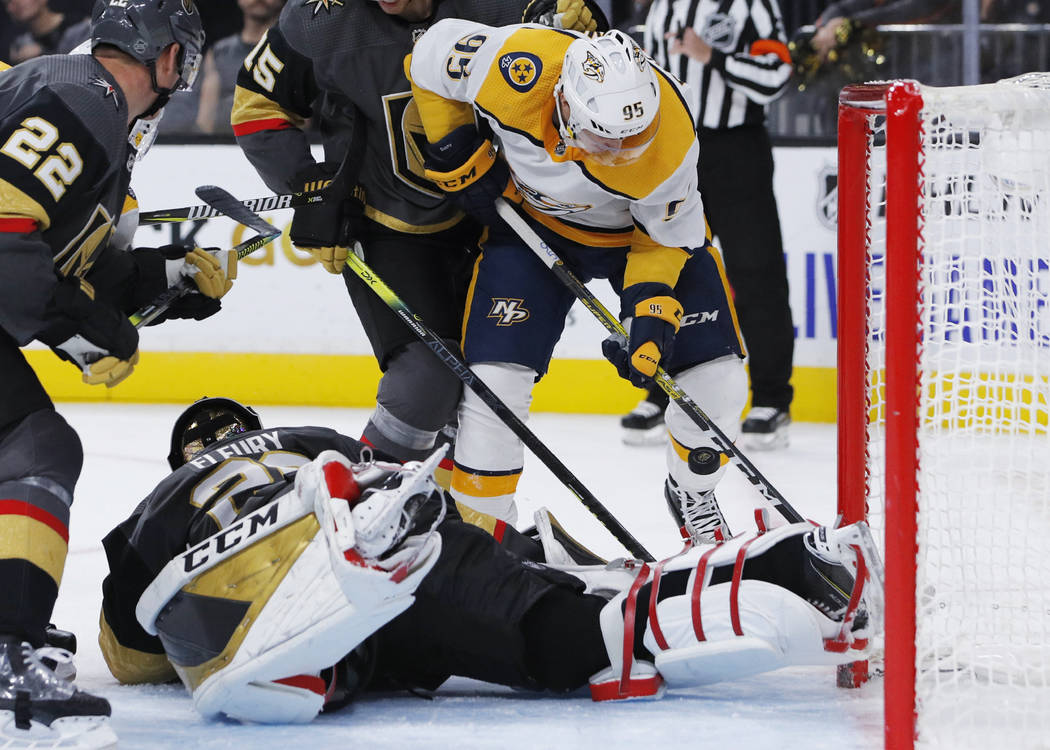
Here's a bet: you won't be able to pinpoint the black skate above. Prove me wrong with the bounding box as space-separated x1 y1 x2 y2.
664 477 730 545
620 390 668 446
0 637 116 749
740 406 791 450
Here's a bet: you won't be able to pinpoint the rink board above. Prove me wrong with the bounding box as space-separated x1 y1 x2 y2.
28 144 840 421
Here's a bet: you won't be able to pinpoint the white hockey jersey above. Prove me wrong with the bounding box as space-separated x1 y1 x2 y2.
408 20 711 287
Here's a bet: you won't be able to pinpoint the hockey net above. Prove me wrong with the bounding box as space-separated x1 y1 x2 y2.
837 79 1050 749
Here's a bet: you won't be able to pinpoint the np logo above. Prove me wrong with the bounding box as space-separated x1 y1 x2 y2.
488 298 530 326
499 52 542 92
581 50 604 82
817 164 837 230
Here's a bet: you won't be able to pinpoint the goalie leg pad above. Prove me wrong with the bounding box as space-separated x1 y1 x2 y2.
147 451 443 723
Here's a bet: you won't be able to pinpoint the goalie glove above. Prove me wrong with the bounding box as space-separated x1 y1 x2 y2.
602 282 682 387
424 124 520 229
164 245 237 299
522 0 610 33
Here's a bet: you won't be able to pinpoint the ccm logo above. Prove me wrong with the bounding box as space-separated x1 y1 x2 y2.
680 311 719 326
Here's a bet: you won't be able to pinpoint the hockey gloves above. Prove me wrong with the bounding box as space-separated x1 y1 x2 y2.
41 278 140 387
602 282 682 387
289 161 361 275
164 245 237 299
424 124 519 230
522 0 610 32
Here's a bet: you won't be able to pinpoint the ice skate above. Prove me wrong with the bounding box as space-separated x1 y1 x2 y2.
0 637 116 749
740 406 790 450
620 390 668 446
664 477 730 545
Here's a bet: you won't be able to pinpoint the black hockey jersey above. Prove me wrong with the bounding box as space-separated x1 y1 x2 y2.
98 425 376 684
232 0 530 233
0 54 135 346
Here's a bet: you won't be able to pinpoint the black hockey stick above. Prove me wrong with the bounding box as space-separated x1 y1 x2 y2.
191 189 654 561
495 199 805 525
138 190 321 225
129 229 281 328
194 185 282 235
344 251 654 561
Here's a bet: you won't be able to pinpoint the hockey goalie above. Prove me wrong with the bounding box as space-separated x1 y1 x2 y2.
94 398 883 724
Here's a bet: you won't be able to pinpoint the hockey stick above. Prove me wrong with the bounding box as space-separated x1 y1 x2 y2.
192 185 654 560
138 190 321 225
128 229 281 328
495 199 805 525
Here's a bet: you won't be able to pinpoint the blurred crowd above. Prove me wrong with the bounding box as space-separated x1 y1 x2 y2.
3 0 1049 140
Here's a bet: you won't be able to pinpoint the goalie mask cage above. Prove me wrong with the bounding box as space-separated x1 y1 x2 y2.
837 79 1050 749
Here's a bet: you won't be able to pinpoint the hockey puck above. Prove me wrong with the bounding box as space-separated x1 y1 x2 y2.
687 447 722 475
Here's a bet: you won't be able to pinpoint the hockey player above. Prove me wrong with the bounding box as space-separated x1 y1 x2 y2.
407 24 748 542
0 1 236 745
98 397 881 722
231 0 605 497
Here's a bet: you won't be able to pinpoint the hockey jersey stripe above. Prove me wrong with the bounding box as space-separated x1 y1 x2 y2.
0 500 69 585
0 218 37 233
0 178 51 229
230 85 305 133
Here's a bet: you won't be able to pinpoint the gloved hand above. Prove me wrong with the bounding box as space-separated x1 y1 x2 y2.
601 283 682 387
424 124 519 229
522 0 609 32
42 279 140 387
289 161 359 274
164 245 237 299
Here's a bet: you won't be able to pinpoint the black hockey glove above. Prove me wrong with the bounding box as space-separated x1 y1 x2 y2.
423 124 519 230
289 161 362 275
601 282 682 387
522 0 610 32
39 277 140 387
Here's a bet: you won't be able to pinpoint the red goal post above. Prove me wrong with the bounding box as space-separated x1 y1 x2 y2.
836 80 1050 750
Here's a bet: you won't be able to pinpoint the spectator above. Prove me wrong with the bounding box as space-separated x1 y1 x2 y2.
196 0 286 134
811 0 959 62
3 0 85 62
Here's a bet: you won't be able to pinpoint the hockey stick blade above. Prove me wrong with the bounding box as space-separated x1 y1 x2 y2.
495 198 806 526
195 185 278 235
129 230 280 329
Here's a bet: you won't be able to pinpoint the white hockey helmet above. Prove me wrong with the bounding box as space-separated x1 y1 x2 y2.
555 30 660 166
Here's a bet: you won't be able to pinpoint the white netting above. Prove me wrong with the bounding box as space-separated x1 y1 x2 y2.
861 79 1050 748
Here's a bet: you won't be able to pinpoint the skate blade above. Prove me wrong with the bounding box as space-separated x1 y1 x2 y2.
0 712 117 749
738 430 789 451
621 425 666 446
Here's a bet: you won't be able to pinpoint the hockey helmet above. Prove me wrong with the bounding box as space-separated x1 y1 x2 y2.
555 30 660 166
91 0 206 93
169 397 263 470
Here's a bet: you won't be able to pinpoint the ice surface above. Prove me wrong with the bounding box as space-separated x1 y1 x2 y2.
50 403 883 749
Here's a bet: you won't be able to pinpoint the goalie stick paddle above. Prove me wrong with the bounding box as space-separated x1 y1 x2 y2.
495 199 806 525
129 229 281 329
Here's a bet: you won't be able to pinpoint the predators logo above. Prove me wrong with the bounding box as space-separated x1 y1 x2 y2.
582 50 604 82
499 52 543 92
302 0 344 14
517 181 591 216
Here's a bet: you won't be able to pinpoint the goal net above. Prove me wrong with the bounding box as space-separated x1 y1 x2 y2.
836 79 1050 750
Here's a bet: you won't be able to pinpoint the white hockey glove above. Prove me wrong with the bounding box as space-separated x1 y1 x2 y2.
165 246 238 299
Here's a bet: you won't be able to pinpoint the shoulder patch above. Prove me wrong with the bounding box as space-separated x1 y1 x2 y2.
499 52 542 92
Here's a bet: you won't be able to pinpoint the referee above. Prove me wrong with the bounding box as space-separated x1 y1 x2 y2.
635 0 796 450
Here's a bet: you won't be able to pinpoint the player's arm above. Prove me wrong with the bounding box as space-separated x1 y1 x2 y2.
232 25 319 193
710 0 792 104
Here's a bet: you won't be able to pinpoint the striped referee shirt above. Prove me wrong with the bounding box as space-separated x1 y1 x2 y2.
643 0 792 130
